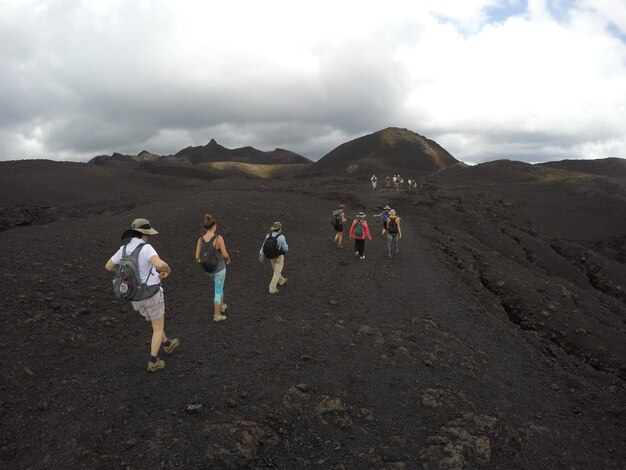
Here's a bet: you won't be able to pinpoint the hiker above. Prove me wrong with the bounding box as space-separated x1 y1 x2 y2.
195 213 231 322
105 218 179 373
385 176 391 188
371 174 377 190
332 204 347 248
385 209 402 258
349 212 372 259
374 205 391 235
259 221 288 294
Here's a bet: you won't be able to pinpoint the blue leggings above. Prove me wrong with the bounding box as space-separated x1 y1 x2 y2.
209 269 226 305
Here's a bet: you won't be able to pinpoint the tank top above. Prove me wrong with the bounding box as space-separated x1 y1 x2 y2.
201 234 226 273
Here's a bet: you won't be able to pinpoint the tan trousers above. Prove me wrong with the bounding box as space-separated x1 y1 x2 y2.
269 255 286 293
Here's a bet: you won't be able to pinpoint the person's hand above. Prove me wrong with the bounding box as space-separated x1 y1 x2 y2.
159 270 170 279
258 257 264 263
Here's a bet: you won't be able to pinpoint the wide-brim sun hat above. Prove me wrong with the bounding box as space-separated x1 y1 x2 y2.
383 205 391 210
131 218 158 235
356 212 366 218
271 221 282 231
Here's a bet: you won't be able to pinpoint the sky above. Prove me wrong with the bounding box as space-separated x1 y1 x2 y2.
1 0 625 165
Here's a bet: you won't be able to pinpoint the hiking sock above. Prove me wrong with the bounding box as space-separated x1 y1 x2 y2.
162 339 171 348
150 355 158 364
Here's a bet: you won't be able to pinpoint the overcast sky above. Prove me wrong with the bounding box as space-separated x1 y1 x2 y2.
1 0 625 164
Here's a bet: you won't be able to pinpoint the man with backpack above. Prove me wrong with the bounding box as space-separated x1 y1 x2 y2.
258 221 289 294
105 218 179 373
349 212 372 259
374 205 391 236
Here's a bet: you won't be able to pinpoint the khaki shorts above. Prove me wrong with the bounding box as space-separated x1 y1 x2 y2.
131 287 165 321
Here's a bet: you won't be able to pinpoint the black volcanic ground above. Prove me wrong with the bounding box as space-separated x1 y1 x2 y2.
0 160 625 469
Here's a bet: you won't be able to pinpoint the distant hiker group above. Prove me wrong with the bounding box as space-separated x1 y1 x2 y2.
332 204 403 260
372 174 419 192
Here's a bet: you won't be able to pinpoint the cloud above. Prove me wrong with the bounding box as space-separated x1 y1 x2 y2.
0 0 625 163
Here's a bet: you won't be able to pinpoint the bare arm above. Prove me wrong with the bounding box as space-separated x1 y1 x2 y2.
217 235 230 264
105 259 117 272
195 237 203 262
150 254 171 279
397 219 402 239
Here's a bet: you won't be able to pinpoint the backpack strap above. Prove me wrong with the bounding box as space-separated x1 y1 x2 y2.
128 242 155 285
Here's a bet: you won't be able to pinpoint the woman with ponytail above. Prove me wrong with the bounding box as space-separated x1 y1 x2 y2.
195 214 231 322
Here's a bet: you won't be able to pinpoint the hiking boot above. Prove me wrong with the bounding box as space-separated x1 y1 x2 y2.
163 338 180 355
213 314 227 322
360 255 366 260
147 358 165 372
279 278 288 286
221 303 228 313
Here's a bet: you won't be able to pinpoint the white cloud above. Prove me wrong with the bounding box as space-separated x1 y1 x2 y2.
0 0 625 163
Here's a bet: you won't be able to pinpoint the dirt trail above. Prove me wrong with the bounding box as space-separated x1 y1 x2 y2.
1 176 624 469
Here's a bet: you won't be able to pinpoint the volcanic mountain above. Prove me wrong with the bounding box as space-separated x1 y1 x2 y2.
311 127 462 176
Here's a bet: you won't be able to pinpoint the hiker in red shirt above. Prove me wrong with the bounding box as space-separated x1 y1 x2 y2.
349 212 372 259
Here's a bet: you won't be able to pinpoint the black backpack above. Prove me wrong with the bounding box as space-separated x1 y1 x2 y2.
112 243 160 301
387 217 398 234
331 212 341 227
200 234 219 273
262 233 282 259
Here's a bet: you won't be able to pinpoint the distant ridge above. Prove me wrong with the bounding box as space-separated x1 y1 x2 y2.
539 158 626 178
175 139 312 165
311 127 462 176
430 158 626 185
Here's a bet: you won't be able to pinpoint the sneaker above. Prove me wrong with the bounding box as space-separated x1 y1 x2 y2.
355 251 359 256
147 358 165 372
360 255 366 260
163 338 180 355
279 278 288 286
269 289 280 294
221 303 228 313
213 314 227 322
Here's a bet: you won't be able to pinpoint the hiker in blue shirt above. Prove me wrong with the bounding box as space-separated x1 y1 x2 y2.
374 205 391 236
259 221 289 294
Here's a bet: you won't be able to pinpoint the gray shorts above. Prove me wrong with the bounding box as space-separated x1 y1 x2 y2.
131 287 165 321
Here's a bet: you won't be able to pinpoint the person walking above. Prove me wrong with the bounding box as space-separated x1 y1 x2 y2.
195 214 231 322
371 174 378 190
385 209 402 258
332 204 347 248
374 205 391 236
349 212 372 259
105 218 179 373
259 221 288 294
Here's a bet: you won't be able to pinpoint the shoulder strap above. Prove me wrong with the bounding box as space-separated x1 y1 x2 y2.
129 243 153 284
124 242 145 257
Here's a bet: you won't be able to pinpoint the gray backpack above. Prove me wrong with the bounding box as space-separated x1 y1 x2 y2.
112 243 160 301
